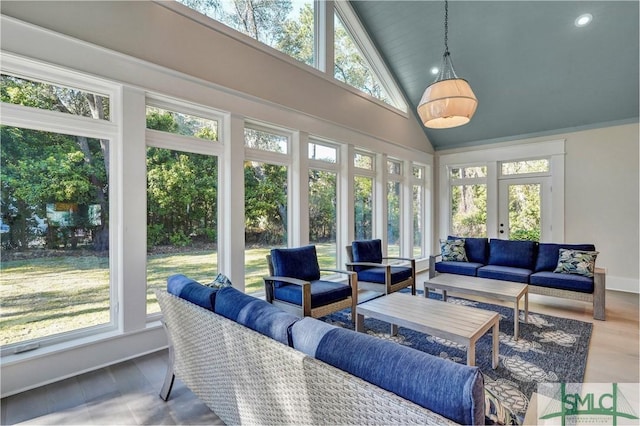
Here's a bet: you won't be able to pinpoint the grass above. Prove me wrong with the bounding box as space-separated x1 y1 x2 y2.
0 243 337 346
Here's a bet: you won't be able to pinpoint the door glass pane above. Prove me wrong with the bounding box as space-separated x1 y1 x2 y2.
354 176 373 240
146 148 218 314
450 184 487 237
309 169 336 269
1 126 111 346
245 161 288 293
387 181 400 256
508 183 541 241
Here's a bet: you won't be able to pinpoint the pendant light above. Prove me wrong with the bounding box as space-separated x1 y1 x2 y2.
417 0 477 129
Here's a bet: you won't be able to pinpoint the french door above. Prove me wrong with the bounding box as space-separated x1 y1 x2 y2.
498 177 551 241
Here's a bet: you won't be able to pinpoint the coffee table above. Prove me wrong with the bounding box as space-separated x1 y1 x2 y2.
356 292 499 368
425 274 528 339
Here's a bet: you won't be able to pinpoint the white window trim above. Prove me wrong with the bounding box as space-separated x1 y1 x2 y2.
438 140 565 246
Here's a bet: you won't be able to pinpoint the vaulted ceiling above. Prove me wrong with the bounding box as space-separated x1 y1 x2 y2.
350 1 639 150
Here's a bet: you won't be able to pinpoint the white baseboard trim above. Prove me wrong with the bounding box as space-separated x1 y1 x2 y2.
607 275 639 293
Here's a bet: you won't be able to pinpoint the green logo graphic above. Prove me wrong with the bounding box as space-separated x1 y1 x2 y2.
540 383 639 425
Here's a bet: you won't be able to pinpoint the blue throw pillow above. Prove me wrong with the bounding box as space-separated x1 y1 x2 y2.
488 239 538 270
167 274 217 311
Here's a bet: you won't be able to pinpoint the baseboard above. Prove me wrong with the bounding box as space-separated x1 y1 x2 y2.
607 275 639 293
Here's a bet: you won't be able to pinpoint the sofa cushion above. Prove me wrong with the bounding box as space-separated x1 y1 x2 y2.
488 239 538 270
351 239 383 272
274 280 352 309
214 286 299 345
530 271 594 293
554 249 599 278
435 261 483 277
167 274 217 311
449 236 489 264
356 266 413 284
271 245 321 286
290 318 485 426
477 265 532 284
440 238 468 262
534 243 596 272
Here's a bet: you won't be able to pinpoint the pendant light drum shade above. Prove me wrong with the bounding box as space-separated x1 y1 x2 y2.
417 78 477 128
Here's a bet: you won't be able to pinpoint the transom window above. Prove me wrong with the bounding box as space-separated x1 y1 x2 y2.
501 159 550 176
308 141 337 163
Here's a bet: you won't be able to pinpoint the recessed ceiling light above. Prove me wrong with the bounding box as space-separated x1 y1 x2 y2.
575 13 593 27
430 67 439 75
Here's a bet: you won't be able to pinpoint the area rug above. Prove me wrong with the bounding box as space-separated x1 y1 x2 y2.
318 290 593 418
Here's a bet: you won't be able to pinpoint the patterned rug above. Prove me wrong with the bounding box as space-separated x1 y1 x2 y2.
318 290 592 419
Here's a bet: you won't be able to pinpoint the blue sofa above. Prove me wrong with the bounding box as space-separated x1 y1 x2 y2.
429 238 606 320
160 274 488 425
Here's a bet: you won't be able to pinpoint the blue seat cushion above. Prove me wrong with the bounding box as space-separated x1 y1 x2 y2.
274 280 352 309
351 239 383 272
487 239 538 270
290 318 485 426
435 261 483 277
477 265 532 284
356 266 412 285
167 274 217 311
214 286 299 345
449 236 489 264
270 245 321 287
529 271 594 293
534 243 596 272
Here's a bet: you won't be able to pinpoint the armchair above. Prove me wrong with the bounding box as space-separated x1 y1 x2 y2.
264 245 357 323
345 239 416 296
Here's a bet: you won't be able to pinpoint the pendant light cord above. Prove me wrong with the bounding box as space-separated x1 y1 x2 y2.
444 0 449 55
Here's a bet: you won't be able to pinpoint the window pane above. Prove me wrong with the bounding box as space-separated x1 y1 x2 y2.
413 166 423 179
1 74 110 120
388 160 401 175
245 161 288 294
450 166 487 179
308 142 337 163
309 169 337 269
354 176 373 240
387 181 400 256
177 0 315 67
146 148 218 314
413 184 423 258
1 126 111 346
450 184 487 237
354 152 373 170
244 128 288 154
146 106 218 141
502 159 549 175
334 12 394 106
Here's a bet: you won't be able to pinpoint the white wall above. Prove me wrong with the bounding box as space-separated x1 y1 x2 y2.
435 123 640 293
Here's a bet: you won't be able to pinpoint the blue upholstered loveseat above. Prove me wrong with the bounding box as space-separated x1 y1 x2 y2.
429 238 606 320
158 274 487 425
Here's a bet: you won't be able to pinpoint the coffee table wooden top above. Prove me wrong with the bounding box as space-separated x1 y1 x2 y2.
426 273 527 301
357 292 498 343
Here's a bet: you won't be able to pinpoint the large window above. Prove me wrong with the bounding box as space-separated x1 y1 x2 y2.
412 165 425 258
1 68 117 351
177 0 315 66
450 166 487 237
386 159 402 256
244 126 290 293
145 100 221 314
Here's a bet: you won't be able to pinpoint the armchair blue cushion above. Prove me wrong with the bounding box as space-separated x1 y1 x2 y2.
274 280 353 309
270 245 321 287
351 239 383 272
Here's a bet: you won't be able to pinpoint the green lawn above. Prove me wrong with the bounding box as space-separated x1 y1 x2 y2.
1 243 337 346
